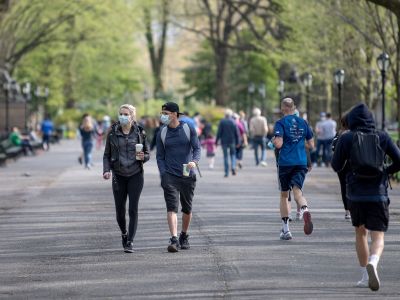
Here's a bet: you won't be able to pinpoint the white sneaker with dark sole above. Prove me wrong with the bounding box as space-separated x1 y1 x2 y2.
356 278 369 288
366 263 380 291
279 230 292 240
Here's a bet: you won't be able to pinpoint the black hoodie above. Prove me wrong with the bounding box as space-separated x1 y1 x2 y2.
331 103 400 202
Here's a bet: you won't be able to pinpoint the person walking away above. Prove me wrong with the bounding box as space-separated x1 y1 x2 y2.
331 103 400 291
95 120 104 150
41 115 54 151
103 104 150 253
216 109 240 177
233 113 248 169
320 112 336 166
331 113 351 220
273 98 314 240
249 108 268 166
79 114 96 169
156 102 201 252
201 133 216 169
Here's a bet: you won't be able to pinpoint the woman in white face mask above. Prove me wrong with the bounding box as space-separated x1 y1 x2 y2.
102 104 150 253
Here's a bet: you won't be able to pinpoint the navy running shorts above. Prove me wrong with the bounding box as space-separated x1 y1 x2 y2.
278 165 308 192
349 200 389 232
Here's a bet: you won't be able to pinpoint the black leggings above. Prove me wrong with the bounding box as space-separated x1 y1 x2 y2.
112 172 144 242
338 171 348 211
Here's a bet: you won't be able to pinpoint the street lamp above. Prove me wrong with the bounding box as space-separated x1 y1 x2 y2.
22 82 31 131
277 80 285 99
258 83 266 114
334 69 345 123
377 52 390 130
248 82 255 113
303 73 313 122
3 82 11 132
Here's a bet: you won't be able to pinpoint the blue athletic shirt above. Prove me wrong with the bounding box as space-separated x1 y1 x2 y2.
274 114 313 166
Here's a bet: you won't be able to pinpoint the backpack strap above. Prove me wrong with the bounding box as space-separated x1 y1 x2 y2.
161 123 191 147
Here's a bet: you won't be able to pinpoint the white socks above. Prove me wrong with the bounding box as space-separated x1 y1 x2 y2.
282 220 289 233
369 254 380 267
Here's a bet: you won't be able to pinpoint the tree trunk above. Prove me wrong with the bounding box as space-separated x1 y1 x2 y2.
214 44 228 106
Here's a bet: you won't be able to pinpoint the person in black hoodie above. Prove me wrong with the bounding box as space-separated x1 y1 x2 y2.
103 104 150 253
331 103 400 291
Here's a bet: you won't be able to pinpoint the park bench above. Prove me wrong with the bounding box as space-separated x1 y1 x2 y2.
0 139 23 159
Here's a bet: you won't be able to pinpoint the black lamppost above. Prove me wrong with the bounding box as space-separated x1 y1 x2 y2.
258 83 266 114
277 80 285 99
303 73 312 122
22 82 31 131
3 82 11 133
248 82 255 113
334 69 345 123
377 52 390 130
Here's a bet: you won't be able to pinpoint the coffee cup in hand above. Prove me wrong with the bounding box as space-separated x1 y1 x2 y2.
136 144 143 160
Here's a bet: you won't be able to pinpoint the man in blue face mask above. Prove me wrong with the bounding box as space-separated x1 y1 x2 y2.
156 102 201 252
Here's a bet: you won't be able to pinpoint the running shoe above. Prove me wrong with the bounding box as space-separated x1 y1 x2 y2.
179 232 190 250
295 211 301 221
302 210 313 235
167 236 179 253
124 241 134 253
279 230 292 240
356 278 369 288
260 161 267 167
366 263 380 291
345 213 351 220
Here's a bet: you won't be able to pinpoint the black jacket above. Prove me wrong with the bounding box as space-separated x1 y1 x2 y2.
331 103 400 202
103 122 150 176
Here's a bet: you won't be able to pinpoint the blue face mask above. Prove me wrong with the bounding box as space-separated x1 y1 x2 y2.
160 114 171 125
118 115 130 125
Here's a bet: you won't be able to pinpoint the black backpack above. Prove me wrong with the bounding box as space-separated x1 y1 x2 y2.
350 130 385 179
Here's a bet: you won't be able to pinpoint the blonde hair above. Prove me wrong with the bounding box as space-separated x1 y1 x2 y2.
82 116 94 131
119 104 136 121
281 98 295 114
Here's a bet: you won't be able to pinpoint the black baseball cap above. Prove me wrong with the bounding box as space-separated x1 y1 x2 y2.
162 102 182 115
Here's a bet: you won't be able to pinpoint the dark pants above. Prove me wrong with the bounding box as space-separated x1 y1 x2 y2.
42 133 50 150
82 141 93 167
252 136 266 165
316 138 333 165
112 172 144 242
338 171 348 210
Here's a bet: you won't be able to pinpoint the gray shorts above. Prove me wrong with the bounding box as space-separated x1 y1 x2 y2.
161 172 196 214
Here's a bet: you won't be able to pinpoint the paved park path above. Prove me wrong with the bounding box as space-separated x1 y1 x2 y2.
0 140 399 299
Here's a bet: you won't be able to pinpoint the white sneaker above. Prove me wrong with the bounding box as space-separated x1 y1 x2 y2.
279 230 292 240
295 211 301 221
356 278 369 288
345 213 351 220
260 161 267 167
367 263 380 291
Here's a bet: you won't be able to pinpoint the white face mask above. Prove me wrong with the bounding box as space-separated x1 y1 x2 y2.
160 114 171 125
118 115 130 125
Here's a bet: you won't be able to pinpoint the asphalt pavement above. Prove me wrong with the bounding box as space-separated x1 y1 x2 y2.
0 140 399 299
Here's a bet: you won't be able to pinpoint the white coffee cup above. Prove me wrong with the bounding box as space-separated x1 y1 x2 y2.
183 164 190 176
136 144 143 160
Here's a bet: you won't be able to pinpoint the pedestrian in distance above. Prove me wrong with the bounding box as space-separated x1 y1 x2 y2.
156 102 201 253
41 115 54 151
79 114 96 169
201 133 216 169
273 98 314 240
233 113 248 170
216 109 240 177
331 113 351 220
103 104 150 253
331 103 400 291
249 107 268 167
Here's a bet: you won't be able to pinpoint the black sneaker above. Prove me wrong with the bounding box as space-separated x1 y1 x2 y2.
124 241 134 253
167 236 179 252
179 232 190 250
232 169 236 176
121 233 128 249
